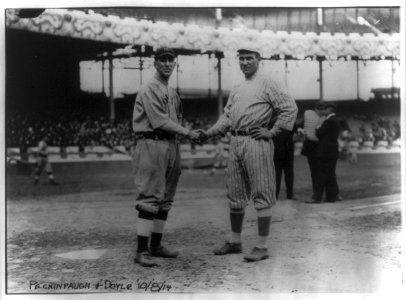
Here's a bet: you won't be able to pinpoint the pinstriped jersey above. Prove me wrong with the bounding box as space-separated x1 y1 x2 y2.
207 70 298 137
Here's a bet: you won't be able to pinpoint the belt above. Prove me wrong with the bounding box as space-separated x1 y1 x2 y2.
135 132 175 140
230 129 251 136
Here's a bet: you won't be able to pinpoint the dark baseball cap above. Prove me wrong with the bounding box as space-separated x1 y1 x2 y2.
315 101 336 109
324 101 337 109
314 101 325 109
155 47 176 59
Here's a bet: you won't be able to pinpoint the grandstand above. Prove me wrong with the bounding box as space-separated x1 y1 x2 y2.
5 7 401 167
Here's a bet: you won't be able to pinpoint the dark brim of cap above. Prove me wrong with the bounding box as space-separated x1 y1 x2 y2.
324 102 337 108
156 52 175 58
315 101 337 109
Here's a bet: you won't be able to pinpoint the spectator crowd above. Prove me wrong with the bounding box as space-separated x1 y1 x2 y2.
6 111 400 156
6 111 216 153
355 114 401 145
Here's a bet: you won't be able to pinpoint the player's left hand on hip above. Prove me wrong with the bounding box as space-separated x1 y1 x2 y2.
250 127 272 140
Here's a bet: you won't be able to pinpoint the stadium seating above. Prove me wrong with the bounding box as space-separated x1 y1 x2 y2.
180 144 192 152
375 140 389 150
348 141 360 149
66 146 80 154
391 139 401 148
361 141 374 148
114 145 127 153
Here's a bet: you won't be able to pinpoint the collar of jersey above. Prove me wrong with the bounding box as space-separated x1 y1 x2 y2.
154 73 169 86
245 69 262 81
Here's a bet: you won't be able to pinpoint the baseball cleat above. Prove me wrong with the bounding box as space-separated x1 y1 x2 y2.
134 252 159 267
243 246 269 262
149 246 179 258
305 199 322 204
213 242 242 255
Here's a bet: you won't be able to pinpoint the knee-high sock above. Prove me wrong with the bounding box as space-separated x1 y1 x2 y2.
257 208 272 248
137 210 154 253
34 166 41 177
151 210 168 248
230 208 245 243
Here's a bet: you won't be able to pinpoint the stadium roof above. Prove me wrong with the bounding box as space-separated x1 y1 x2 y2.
6 8 400 61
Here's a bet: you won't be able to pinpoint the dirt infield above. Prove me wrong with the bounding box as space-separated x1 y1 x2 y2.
6 190 403 294
5 154 403 295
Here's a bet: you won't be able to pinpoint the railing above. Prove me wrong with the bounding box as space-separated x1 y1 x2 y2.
6 139 401 167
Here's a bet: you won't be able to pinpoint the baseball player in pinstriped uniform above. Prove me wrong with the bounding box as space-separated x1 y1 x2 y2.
132 47 201 267
199 46 298 262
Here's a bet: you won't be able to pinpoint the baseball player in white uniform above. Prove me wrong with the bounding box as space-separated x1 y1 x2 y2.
199 46 297 262
132 47 200 267
34 136 57 185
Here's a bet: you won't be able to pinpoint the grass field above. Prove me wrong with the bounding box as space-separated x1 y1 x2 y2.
6 153 401 201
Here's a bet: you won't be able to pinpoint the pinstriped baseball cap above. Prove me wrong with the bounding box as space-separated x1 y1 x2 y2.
237 46 262 57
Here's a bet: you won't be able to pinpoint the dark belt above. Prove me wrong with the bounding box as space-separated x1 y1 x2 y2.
230 129 251 136
135 132 175 140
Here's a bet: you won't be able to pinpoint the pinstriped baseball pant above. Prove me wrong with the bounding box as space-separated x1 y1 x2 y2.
226 136 276 210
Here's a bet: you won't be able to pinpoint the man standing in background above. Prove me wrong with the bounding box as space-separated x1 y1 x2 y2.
307 102 343 203
273 124 297 200
132 47 201 267
301 103 322 202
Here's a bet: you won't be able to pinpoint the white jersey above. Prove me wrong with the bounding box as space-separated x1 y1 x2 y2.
37 140 49 158
303 110 320 141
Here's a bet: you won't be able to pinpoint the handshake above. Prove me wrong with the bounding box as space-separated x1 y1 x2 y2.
186 129 209 145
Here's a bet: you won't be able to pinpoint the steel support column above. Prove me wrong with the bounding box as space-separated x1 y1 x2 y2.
108 54 115 122
216 52 223 118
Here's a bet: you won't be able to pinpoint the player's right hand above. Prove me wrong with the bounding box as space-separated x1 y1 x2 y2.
196 130 209 144
187 130 204 145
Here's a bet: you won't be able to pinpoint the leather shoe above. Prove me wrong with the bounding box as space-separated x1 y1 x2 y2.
134 252 158 267
305 200 322 204
213 242 242 255
149 245 179 258
244 246 269 262
326 195 343 202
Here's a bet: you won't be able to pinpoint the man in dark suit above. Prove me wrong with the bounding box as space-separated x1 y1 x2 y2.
307 101 342 203
273 125 296 200
300 102 324 201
